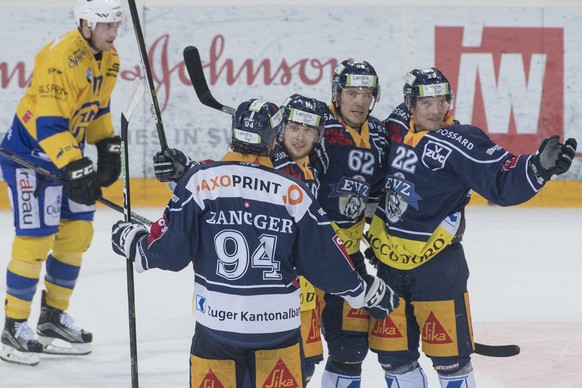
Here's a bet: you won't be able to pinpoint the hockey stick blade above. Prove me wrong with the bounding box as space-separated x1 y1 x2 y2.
474 342 520 357
123 78 146 123
121 77 146 223
183 46 236 115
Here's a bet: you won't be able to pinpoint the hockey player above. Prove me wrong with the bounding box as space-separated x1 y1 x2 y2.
272 94 327 384
111 98 399 388
153 94 329 385
315 59 390 387
0 0 124 366
366 67 577 387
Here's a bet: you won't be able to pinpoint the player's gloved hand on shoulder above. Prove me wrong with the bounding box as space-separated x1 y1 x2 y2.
111 220 149 261
309 138 330 175
362 274 399 320
63 157 101 206
530 135 577 181
153 148 196 182
95 136 122 187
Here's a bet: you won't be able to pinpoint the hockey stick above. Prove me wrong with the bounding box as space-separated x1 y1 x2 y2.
360 235 520 358
120 78 146 388
474 343 520 357
0 148 151 226
127 0 168 150
183 46 236 115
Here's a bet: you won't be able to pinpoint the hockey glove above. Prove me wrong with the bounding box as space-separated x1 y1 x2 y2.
153 148 195 182
530 136 577 181
63 157 101 206
111 220 148 261
95 136 122 187
362 274 399 320
363 247 380 269
309 138 330 175
361 233 380 269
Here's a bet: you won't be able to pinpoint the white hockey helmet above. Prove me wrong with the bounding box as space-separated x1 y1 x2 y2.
74 0 125 31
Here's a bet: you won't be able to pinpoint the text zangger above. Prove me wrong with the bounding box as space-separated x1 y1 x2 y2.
207 210 294 233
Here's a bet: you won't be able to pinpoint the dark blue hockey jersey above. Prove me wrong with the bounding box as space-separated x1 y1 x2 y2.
316 103 389 253
134 152 369 347
367 103 545 270
272 146 320 198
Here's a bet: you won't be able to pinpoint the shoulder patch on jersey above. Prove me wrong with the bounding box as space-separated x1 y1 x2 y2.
422 140 452 171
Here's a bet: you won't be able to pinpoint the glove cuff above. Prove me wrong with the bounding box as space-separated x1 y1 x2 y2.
96 136 122 155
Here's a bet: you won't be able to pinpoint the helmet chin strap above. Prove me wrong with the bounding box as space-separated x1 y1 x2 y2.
79 25 101 54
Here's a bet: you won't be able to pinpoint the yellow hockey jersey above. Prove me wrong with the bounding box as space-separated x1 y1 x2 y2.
3 28 119 170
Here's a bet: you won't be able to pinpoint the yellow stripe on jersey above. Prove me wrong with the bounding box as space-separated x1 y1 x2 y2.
299 276 316 311
331 218 366 255
405 114 457 147
367 213 462 270
297 158 314 180
221 151 274 167
329 104 371 148
38 131 82 168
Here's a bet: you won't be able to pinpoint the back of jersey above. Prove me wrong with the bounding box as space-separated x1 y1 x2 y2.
163 159 316 346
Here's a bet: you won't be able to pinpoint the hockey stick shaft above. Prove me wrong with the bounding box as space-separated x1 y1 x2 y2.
127 0 168 150
0 148 151 226
183 46 236 115
121 78 146 388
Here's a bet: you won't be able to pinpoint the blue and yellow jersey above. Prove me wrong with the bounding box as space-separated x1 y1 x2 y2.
315 102 388 253
272 146 320 198
368 103 545 270
1 28 119 171
133 152 369 347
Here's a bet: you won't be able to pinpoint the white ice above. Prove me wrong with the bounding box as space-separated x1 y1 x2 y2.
1 206 581 387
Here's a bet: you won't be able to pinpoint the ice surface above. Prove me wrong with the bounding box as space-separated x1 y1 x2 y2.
1 206 581 387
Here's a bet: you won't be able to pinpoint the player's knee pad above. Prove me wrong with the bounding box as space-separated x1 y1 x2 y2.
322 360 362 388
383 361 427 388
437 361 476 388
325 358 362 376
52 220 94 262
325 332 369 364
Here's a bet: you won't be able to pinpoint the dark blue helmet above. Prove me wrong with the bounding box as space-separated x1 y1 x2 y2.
231 99 284 154
403 67 454 108
280 94 325 143
332 59 380 104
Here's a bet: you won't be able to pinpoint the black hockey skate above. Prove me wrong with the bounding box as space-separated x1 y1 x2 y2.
0 318 44 366
36 291 92 356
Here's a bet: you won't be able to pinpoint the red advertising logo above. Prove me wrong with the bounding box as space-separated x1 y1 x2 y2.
436 27 564 154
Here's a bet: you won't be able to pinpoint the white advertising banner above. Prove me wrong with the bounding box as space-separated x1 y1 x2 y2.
1 2 580 178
